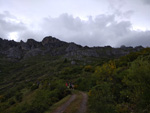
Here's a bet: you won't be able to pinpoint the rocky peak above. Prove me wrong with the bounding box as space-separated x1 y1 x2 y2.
27 39 38 44
41 36 67 49
135 46 144 51
26 39 41 49
20 40 30 51
42 36 60 46
0 38 18 50
0 38 2 41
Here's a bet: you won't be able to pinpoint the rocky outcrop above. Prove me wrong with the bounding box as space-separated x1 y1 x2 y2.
42 36 67 48
0 38 18 50
42 36 59 45
24 48 43 58
5 47 23 59
0 36 144 60
20 40 30 51
27 39 42 49
65 43 82 52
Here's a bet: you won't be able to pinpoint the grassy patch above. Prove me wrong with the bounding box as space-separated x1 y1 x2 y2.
63 91 82 113
44 94 71 113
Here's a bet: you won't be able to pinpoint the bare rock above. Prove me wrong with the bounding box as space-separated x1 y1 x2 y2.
24 48 43 58
66 43 81 52
6 47 23 59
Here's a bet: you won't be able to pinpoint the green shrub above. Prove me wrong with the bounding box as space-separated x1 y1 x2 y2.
15 92 23 102
84 65 94 72
8 98 16 105
123 57 150 112
30 84 39 91
88 83 116 113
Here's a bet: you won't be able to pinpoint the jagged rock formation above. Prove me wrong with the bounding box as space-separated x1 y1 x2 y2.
0 36 144 60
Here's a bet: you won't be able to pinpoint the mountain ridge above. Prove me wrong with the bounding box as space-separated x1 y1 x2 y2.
0 36 144 60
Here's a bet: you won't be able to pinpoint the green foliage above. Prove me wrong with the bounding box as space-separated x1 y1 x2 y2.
31 84 39 91
94 60 116 83
116 48 150 67
63 58 68 63
15 92 23 102
8 98 16 105
10 79 69 113
88 83 116 113
122 57 150 112
84 65 94 72
61 66 83 75
1 48 150 113
75 75 96 91
88 49 150 113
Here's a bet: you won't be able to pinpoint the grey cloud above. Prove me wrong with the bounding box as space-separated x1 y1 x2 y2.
0 11 17 19
107 0 134 20
111 7 134 20
0 11 150 47
40 13 130 46
17 30 45 42
0 11 26 39
122 10 134 19
40 13 150 47
143 0 150 5
117 31 150 47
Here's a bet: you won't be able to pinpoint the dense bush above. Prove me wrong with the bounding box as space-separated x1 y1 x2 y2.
122 57 150 112
89 83 116 113
30 84 39 91
88 53 150 113
84 65 94 72
15 92 23 102
9 79 69 113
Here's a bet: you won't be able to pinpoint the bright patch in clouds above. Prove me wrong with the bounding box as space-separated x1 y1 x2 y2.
8 32 18 41
132 26 149 31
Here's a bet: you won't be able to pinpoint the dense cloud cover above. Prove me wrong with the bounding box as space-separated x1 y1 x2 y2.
0 11 150 47
143 0 150 5
40 13 150 47
0 0 150 47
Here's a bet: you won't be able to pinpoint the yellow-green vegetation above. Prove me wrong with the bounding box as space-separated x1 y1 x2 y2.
88 48 150 113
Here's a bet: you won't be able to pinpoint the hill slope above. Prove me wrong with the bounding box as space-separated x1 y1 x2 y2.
0 36 149 113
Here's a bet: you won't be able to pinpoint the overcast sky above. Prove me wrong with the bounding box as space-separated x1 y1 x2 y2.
0 0 150 47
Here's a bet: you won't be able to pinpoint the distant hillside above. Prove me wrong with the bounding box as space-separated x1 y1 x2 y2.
0 36 143 60
0 36 149 113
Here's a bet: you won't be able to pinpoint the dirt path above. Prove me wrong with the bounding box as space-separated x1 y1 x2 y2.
77 92 88 113
52 94 77 113
52 91 88 113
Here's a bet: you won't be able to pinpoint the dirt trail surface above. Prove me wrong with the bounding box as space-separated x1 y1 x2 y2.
77 92 88 113
52 94 77 113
